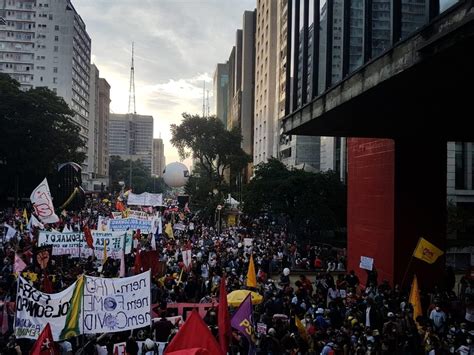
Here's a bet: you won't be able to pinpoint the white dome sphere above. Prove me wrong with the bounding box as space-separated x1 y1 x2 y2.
163 162 189 188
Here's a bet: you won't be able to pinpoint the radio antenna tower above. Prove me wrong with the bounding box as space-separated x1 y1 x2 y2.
206 89 210 117
202 81 206 118
128 42 136 114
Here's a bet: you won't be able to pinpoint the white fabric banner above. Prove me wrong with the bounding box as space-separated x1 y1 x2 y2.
4 223 17 241
108 218 153 233
30 178 59 224
38 231 129 259
127 192 163 207
83 271 151 334
38 231 85 256
15 277 77 340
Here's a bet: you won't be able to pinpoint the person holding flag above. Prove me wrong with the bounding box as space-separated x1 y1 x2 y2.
230 293 256 355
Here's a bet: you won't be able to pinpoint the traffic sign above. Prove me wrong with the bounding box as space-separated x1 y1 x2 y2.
217 204 222 210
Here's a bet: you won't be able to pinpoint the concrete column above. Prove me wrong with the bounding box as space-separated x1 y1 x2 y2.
347 138 446 290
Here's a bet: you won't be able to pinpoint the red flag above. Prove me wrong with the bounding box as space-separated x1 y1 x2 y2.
218 276 231 354
42 273 53 294
116 200 125 212
165 309 223 355
167 349 210 355
30 323 59 355
83 225 94 249
134 250 142 275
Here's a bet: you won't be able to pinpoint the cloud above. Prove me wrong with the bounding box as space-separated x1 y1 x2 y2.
74 0 255 165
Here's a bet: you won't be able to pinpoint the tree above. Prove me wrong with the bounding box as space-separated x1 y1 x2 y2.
0 74 86 202
170 114 250 186
171 113 250 219
243 158 347 238
109 155 166 194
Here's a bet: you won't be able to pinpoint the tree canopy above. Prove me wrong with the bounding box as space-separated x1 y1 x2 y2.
170 113 250 184
0 74 86 202
170 113 250 219
109 155 166 194
243 158 347 237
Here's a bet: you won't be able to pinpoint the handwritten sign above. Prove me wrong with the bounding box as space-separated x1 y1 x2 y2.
15 277 77 340
38 231 128 259
108 218 153 233
83 271 151 333
359 256 374 271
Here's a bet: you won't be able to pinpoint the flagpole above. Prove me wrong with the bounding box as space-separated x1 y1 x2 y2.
400 255 415 289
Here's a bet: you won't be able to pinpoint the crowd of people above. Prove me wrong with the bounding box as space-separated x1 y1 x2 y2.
0 195 472 354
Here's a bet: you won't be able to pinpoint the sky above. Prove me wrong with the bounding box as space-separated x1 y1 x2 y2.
74 0 255 168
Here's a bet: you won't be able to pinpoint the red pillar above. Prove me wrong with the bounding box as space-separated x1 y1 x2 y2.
347 138 446 290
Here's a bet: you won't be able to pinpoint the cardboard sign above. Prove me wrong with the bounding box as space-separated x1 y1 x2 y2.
359 256 374 271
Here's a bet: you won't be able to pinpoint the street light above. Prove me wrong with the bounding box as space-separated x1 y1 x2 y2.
217 204 222 235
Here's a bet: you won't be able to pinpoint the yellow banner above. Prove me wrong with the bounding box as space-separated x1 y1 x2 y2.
413 237 443 264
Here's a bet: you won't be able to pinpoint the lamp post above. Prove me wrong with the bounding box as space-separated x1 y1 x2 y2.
129 158 132 189
217 204 222 235
129 137 134 189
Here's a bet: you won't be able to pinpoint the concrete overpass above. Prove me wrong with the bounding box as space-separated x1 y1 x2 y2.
282 0 474 288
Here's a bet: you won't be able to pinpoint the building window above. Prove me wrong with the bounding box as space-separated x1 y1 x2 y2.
54 36 58 41
53 77 57 84
53 67 58 73
55 25 59 31
455 142 466 189
54 46 58 52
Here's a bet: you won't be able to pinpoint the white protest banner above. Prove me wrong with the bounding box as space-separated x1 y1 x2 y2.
97 216 110 231
30 178 59 224
127 192 163 207
128 210 153 220
90 231 126 260
243 238 253 247
173 223 185 231
38 231 85 256
4 223 17 241
38 231 128 259
359 256 374 271
15 276 77 340
257 322 267 335
83 270 151 334
124 231 133 254
111 212 123 219
108 218 153 233
113 342 126 355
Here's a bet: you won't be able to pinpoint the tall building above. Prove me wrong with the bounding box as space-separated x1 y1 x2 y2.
152 138 166 177
213 63 229 125
88 64 99 177
279 2 321 172
254 0 278 166
109 113 154 174
0 0 92 180
85 65 110 190
97 78 110 177
224 12 255 182
0 0 35 90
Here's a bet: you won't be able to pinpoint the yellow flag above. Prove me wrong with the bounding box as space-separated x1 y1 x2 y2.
295 316 307 340
103 239 107 264
409 274 422 327
60 275 84 339
413 237 443 264
165 223 174 239
247 254 257 288
22 209 28 224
